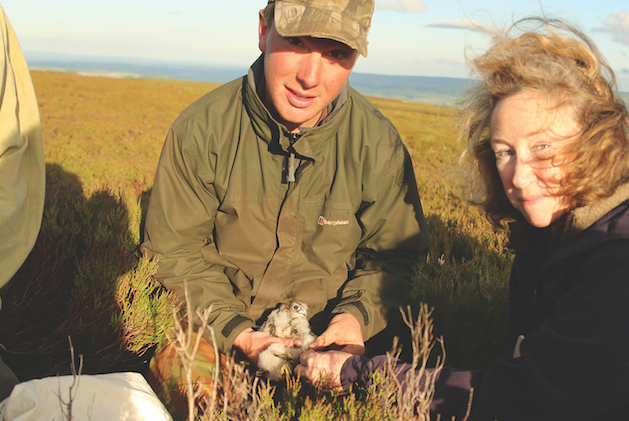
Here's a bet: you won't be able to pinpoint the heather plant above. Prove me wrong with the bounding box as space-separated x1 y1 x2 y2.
170 295 445 420
0 71 514 418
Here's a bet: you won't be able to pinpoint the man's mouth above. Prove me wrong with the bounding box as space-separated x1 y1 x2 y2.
286 87 316 107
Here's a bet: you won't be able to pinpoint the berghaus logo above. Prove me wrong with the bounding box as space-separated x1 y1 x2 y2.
318 216 349 226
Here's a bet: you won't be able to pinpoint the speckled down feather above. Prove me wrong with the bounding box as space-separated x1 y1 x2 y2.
257 301 316 381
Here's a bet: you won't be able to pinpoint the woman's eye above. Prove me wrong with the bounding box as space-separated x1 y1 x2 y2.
493 149 513 170
533 144 554 159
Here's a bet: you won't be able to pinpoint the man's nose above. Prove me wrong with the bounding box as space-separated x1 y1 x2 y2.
296 52 322 89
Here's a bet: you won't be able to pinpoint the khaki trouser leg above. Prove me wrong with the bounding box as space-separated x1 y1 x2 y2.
148 330 227 417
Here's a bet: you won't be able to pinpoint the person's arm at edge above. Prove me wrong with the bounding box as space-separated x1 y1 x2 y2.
339 354 482 419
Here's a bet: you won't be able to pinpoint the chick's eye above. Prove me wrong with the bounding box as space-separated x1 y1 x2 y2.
292 305 300 311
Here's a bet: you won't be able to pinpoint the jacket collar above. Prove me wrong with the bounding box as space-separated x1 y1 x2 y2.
244 55 351 159
565 182 629 238
515 182 629 256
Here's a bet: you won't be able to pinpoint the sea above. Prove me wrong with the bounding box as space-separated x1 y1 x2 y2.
24 52 628 108
24 52 472 108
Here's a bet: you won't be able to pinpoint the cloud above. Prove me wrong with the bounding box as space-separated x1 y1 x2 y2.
601 10 629 46
617 73 629 92
427 19 499 34
376 0 426 13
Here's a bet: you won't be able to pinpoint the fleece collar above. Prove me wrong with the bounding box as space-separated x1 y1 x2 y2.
566 182 629 238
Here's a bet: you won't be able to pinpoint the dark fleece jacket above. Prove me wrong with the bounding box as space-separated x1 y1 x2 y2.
341 183 629 421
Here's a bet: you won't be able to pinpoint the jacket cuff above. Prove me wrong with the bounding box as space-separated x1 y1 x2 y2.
206 314 256 354
335 301 371 340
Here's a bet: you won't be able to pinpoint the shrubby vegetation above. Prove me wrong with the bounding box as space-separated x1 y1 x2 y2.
0 71 513 419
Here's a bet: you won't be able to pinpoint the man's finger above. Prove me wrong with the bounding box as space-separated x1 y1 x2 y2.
309 335 331 350
299 349 315 363
341 344 365 356
268 336 296 348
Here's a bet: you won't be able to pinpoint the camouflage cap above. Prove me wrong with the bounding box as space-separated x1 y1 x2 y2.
268 0 374 56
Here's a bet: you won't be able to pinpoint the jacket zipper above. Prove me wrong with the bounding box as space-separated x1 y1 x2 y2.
287 132 300 182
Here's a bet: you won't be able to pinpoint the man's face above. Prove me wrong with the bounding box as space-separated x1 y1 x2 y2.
258 12 359 133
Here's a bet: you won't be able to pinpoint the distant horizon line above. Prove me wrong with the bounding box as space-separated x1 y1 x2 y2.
23 49 472 83
23 50 629 102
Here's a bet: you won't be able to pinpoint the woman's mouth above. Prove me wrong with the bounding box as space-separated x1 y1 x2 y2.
520 196 545 206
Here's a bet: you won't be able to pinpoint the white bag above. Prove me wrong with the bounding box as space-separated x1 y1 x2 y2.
0 372 172 421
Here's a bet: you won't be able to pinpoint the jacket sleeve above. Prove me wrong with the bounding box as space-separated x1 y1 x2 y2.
344 240 629 420
468 240 629 420
141 122 255 353
0 6 46 291
340 355 482 420
336 140 429 341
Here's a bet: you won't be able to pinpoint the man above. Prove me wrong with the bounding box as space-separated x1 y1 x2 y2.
142 0 428 383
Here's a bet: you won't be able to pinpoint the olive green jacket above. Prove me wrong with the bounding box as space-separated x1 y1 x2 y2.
141 57 428 353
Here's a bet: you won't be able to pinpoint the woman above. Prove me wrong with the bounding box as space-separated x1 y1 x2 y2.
296 18 629 420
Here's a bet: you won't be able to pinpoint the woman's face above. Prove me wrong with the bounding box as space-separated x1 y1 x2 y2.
490 91 579 228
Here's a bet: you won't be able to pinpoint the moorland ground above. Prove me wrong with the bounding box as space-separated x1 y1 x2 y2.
0 71 514 419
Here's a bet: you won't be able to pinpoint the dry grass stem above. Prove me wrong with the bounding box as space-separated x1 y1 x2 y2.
171 282 280 420
58 336 85 421
386 304 445 420
170 282 213 421
204 327 221 418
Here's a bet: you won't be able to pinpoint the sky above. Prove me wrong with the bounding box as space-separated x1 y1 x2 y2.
2 0 628 90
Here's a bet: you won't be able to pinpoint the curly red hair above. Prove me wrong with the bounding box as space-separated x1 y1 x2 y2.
461 18 629 233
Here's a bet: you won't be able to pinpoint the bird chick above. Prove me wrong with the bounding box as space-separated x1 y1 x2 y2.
257 301 316 381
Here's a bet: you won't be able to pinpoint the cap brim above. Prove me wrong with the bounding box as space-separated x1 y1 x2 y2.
274 1 369 56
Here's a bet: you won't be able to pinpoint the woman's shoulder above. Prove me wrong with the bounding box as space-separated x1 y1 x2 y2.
570 183 629 235
546 198 629 277
585 198 629 240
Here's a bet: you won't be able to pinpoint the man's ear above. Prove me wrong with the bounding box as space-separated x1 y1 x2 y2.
258 10 268 54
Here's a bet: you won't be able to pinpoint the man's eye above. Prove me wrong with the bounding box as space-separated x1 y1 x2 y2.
328 50 346 59
494 150 512 158
287 37 302 46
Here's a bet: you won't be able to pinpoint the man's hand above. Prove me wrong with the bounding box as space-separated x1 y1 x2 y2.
295 349 352 393
234 327 298 365
309 312 365 355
